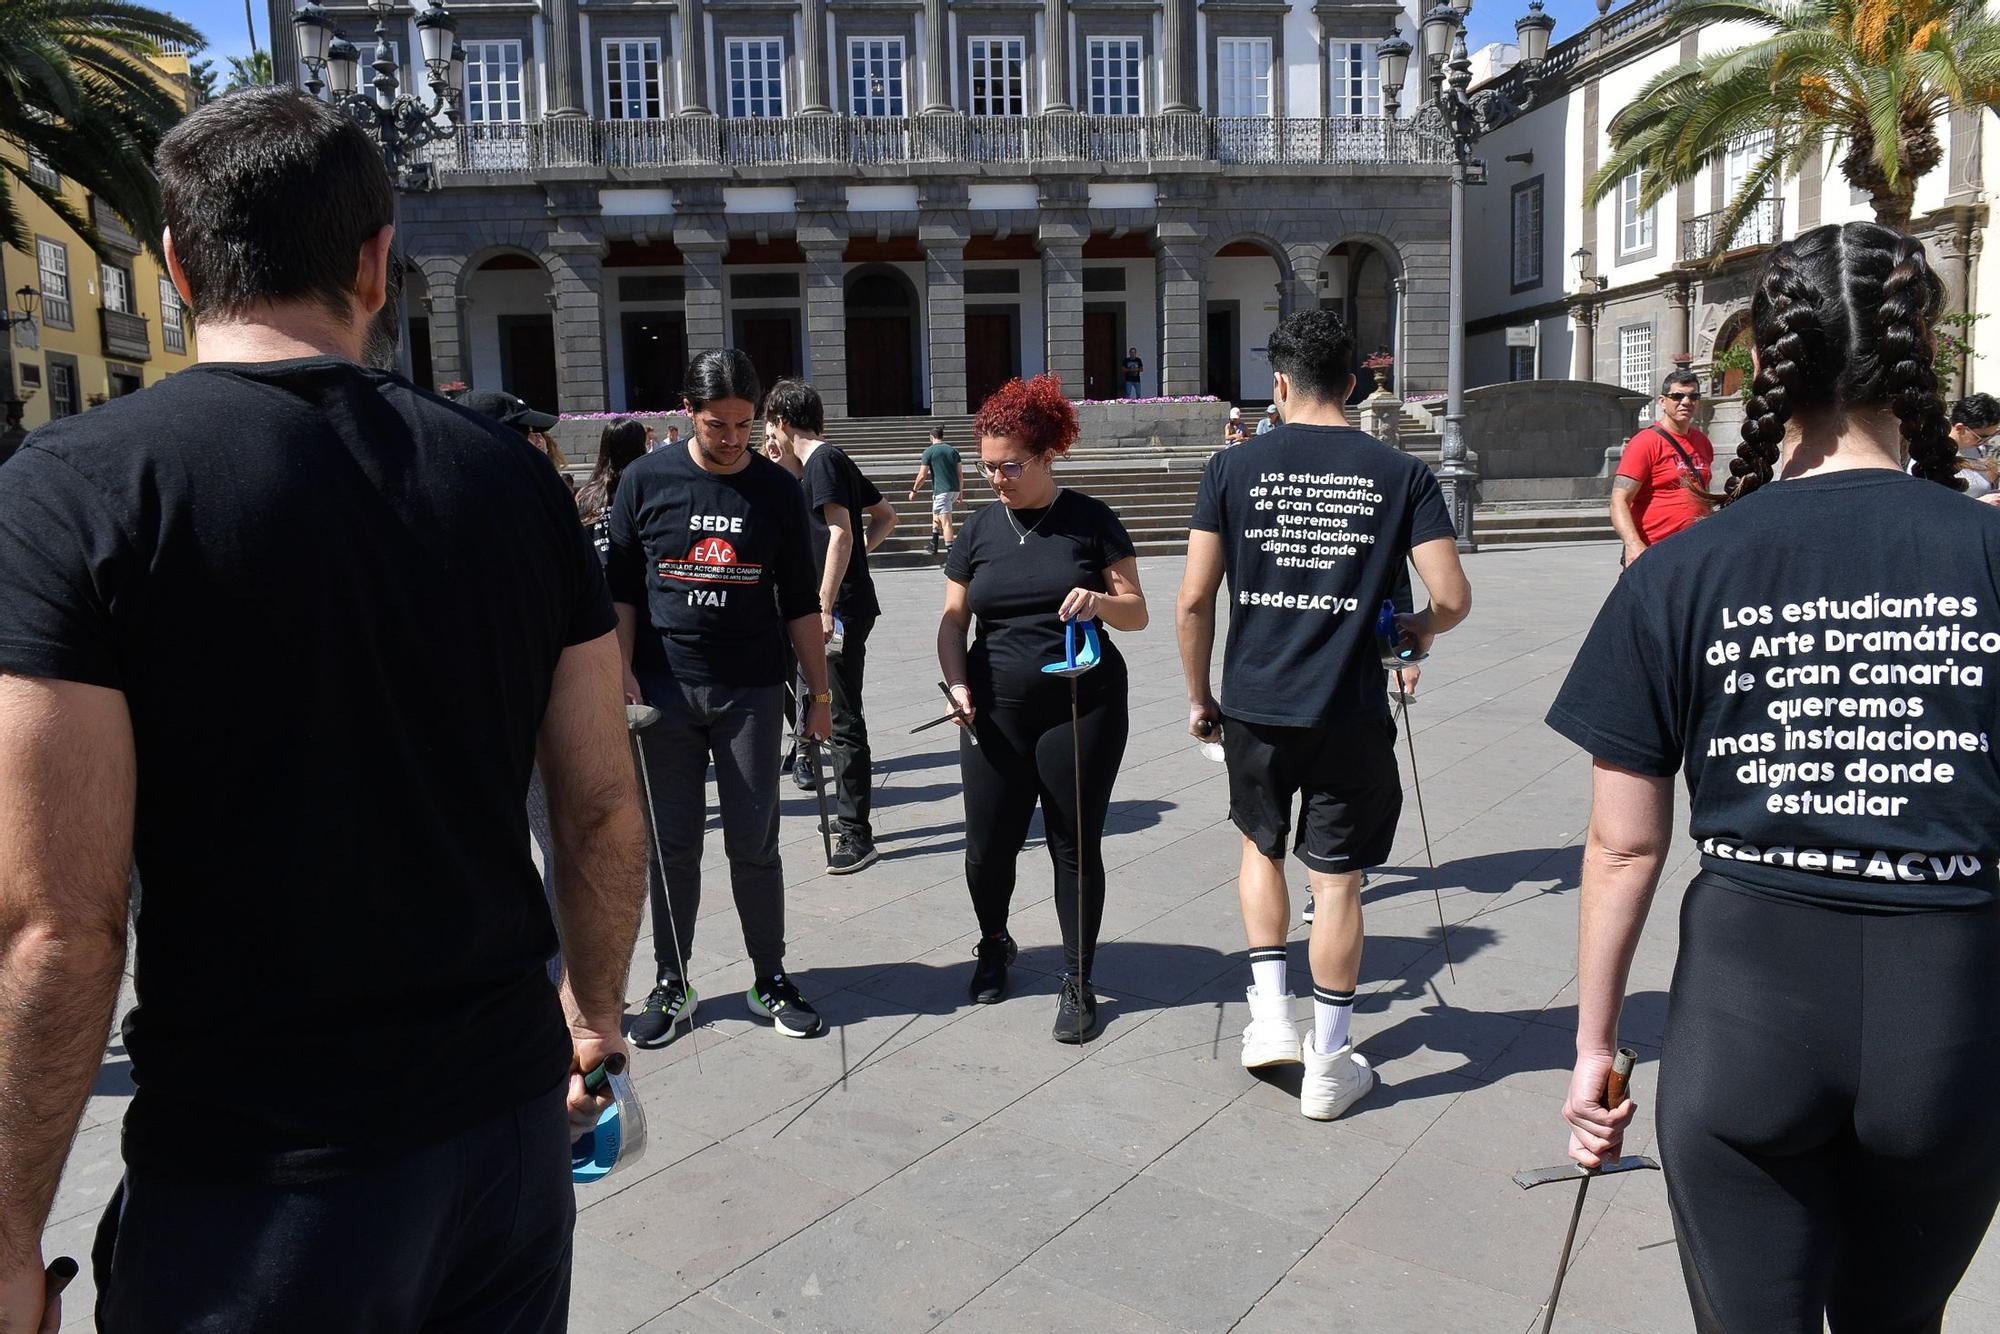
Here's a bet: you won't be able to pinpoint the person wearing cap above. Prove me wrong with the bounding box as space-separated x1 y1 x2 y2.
1256 403 1280 435
460 388 566 470
1225 406 1249 447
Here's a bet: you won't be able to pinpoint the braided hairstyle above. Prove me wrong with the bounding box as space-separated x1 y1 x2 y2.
1721 222 1958 506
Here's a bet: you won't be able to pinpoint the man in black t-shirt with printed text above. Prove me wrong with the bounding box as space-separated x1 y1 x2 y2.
0 90 649 1333
1177 310 1471 1123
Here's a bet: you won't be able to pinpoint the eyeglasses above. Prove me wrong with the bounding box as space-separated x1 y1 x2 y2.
977 459 1031 480
1664 392 1702 404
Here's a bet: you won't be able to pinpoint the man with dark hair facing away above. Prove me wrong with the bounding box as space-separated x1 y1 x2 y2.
910 424 963 554
763 378 897 874
1612 368 1715 564
0 88 648 1332
1177 309 1470 1122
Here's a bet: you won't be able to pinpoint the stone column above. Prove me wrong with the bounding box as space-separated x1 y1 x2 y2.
1154 228 1205 398
1044 0 1072 111
1039 207 1087 392
921 213 970 412
548 243 608 413
1572 302 1598 382
800 0 832 113
678 239 727 353
801 229 849 418
923 0 952 113
416 255 466 388
1161 0 1195 114
678 0 710 114
1664 279 1692 368
1937 219 1978 398
546 0 584 117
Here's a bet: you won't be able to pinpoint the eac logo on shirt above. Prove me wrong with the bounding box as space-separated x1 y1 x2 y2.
689 536 737 566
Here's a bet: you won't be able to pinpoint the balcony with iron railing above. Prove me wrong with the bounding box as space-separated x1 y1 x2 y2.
419 112 1452 178
100 307 151 362
1680 198 1783 263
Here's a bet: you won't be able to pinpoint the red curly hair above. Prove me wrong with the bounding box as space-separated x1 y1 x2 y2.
973 375 1079 459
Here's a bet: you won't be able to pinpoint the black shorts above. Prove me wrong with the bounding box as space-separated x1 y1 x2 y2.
1222 710 1402 873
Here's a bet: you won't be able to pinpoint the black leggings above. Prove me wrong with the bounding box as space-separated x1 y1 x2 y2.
1659 874 2000 1333
960 679 1128 980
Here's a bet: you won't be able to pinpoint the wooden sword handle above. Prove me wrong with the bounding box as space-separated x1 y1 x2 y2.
1606 1046 1638 1107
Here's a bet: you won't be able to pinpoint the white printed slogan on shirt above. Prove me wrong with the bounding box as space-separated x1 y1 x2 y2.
1238 470 1384 597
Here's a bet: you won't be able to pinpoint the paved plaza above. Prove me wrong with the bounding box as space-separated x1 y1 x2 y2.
43 541 2000 1332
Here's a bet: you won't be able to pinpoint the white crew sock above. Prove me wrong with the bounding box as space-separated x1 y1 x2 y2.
1312 986 1355 1054
1249 946 1287 999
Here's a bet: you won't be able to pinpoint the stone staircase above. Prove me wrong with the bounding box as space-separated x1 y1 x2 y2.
816 412 1614 567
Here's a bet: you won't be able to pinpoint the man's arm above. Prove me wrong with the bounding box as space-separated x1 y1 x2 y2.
862 499 897 554
538 634 649 1135
613 603 642 705
817 503 856 637
1398 535 1471 659
1175 528 1228 737
908 463 930 500
1609 476 1645 562
0 676 134 1330
789 617 833 742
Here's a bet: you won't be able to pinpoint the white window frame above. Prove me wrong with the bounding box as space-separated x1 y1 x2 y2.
48 359 78 419
727 37 786 118
848 36 905 117
1508 345 1537 383
1330 40 1381 117
355 41 401 85
461 40 525 124
1510 178 1544 291
601 38 665 120
1086 36 1142 116
36 237 71 328
1215 37 1272 117
1619 324 1657 396
968 36 1026 116
160 276 186 354
1725 130 1779 245
100 262 131 315
1618 166 1656 258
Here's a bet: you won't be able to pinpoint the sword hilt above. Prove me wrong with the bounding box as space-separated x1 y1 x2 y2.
1606 1046 1637 1107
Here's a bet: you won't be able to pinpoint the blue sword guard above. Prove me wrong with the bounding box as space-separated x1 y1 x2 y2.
1379 599 1427 668
1042 618 1102 678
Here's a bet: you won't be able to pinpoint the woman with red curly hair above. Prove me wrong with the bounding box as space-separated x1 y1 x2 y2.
938 375 1149 1042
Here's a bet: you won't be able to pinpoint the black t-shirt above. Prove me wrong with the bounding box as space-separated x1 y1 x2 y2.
801 442 883 622
1123 357 1143 379
0 357 613 1180
943 489 1136 705
1190 423 1455 727
1548 470 2000 911
606 444 818 685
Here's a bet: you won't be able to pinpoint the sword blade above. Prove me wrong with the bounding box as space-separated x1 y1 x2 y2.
1538 1175 1592 1334
1394 667 1454 983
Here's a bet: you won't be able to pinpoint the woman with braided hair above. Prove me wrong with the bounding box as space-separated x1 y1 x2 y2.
1547 222 2000 1332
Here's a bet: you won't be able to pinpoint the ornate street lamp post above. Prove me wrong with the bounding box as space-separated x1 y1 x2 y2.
294 0 465 190
1381 0 1555 551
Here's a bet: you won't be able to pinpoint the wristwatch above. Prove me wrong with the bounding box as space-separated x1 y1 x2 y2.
809 690 833 705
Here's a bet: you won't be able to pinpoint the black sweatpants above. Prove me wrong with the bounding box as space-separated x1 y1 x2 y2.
827 615 874 841
94 1085 574 1333
1659 874 2000 1333
960 677 1128 979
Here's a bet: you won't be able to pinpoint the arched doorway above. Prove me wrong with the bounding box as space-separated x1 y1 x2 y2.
845 266 921 417
1320 240 1399 401
1208 239 1286 403
396 261 434 389
465 251 559 412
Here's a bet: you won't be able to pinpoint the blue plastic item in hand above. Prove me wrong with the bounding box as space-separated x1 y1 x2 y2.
571 1057 648 1185
1378 599 1428 668
1042 619 1102 678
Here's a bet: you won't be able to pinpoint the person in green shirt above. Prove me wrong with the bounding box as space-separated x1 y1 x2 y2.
909 425 964 556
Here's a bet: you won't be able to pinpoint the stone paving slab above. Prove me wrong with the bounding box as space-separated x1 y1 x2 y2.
42 542 2000 1332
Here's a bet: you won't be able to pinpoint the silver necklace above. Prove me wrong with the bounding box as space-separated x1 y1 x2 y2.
1004 487 1062 545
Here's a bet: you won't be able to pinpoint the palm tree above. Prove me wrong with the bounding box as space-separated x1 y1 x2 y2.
1589 0 2000 252
0 0 205 258
222 49 271 93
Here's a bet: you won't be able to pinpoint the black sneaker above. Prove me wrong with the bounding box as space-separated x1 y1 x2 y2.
1052 976 1101 1044
827 834 879 875
792 751 816 791
968 933 1017 1004
629 978 697 1048
747 973 823 1038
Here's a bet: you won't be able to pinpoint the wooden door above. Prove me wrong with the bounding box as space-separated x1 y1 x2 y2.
846 314 914 417
1083 310 1120 400
621 312 686 413
498 314 560 413
1206 306 1239 402
964 309 1017 411
736 313 800 398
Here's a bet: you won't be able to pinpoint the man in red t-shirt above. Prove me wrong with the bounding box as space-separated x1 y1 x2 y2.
1613 369 1714 565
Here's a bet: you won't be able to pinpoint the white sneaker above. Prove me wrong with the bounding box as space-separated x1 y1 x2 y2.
1300 1043 1375 1121
1240 986 1303 1069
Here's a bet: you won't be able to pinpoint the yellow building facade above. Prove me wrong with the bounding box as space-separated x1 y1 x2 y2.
2 51 199 430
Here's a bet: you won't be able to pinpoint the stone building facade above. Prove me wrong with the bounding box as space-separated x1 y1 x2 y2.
275 0 1456 417
1461 0 1992 434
